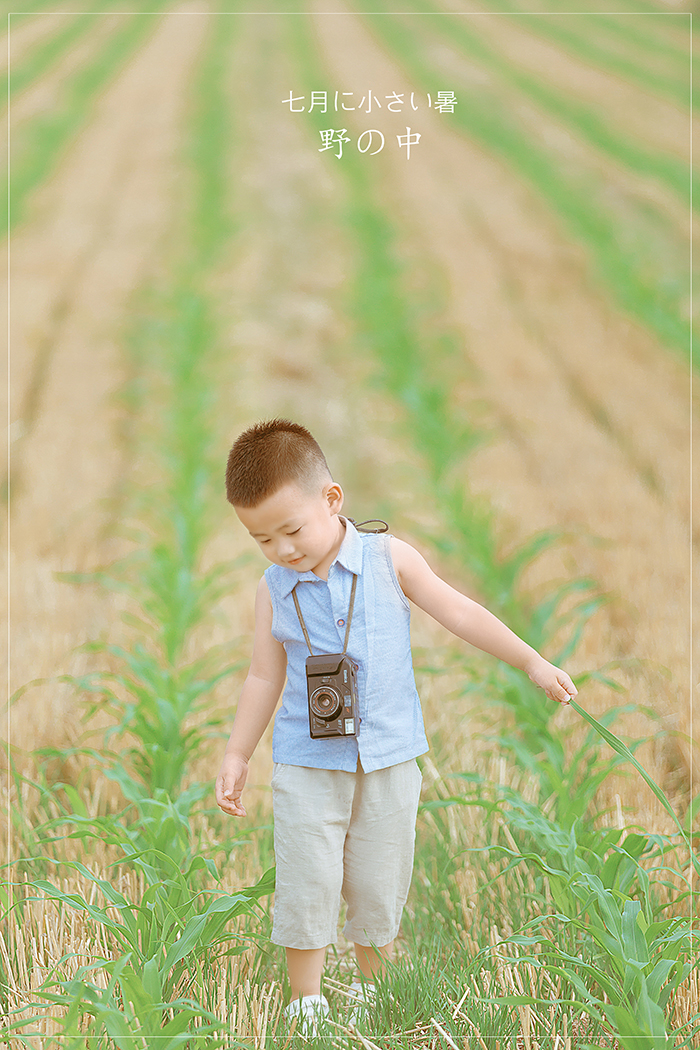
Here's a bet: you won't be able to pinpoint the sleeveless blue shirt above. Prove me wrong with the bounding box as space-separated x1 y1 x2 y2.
264 517 429 773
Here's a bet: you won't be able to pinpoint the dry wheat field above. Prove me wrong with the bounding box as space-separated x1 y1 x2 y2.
2 2 697 1046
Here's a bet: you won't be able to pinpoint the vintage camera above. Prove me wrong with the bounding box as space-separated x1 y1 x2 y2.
306 653 358 739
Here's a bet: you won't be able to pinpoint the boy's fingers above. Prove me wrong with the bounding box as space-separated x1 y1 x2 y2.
217 785 241 808
557 671 577 703
558 681 577 704
218 796 246 816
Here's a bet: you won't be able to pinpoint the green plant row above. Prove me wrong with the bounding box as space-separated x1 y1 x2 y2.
502 0 691 21
398 0 696 211
8 12 100 100
4 6 168 236
578 9 696 71
478 0 695 110
4 0 153 28
184 7 238 270
3 2 57 22
358 8 694 367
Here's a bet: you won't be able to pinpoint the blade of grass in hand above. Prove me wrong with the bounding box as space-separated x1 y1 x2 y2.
569 699 699 877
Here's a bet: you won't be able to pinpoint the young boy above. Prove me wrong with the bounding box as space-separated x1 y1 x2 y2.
216 418 576 1029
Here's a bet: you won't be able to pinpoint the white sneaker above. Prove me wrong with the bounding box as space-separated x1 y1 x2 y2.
284 994 330 1035
346 979 376 1019
348 978 394 1010
347 979 375 1003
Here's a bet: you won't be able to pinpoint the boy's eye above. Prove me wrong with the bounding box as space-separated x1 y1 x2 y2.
288 527 302 535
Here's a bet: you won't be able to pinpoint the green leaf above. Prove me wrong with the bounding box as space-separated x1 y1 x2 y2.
248 865 276 897
115 967 152 1023
606 1003 659 1050
160 912 206 971
141 956 162 1004
646 957 678 1005
162 891 257 970
103 1008 140 1047
683 791 700 833
160 1011 198 1039
621 900 649 965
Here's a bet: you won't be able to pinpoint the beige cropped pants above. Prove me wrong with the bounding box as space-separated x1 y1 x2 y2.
270 758 422 951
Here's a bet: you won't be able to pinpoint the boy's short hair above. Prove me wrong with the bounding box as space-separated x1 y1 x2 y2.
226 418 333 507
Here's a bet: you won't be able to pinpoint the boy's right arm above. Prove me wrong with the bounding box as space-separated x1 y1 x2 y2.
215 577 287 818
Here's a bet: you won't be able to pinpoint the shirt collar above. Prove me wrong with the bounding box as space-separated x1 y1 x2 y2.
276 516 363 598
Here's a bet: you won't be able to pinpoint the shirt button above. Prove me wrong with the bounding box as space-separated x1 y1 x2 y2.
337 618 345 626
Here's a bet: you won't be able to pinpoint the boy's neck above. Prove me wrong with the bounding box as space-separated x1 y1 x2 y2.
311 516 346 581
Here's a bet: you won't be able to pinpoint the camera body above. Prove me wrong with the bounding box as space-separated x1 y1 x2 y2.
306 653 358 739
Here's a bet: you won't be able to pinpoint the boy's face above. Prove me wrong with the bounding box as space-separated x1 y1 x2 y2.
235 481 345 578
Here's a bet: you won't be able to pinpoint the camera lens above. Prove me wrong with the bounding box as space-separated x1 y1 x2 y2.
310 687 342 721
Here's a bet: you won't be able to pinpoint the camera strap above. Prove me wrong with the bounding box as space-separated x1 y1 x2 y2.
347 518 389 533
291 573 358 657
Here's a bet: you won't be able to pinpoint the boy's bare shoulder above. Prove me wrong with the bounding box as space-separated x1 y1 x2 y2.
389 536 435 592
252 576 285 657
250 575 286 666
255 575 273 614
256 574 271 594
389 535 431 569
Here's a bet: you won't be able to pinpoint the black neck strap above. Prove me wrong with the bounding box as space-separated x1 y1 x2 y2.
348 518 389 533
291 574 358 657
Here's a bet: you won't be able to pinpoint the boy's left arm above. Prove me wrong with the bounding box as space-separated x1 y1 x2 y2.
391 538 577 705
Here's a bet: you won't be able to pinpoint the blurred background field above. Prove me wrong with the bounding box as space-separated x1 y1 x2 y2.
1 1 697 1046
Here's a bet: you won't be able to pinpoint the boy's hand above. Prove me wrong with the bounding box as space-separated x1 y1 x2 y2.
216 753 249 817
525 657 577 705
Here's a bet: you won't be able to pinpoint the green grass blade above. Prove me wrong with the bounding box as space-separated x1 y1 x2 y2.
570 699 699 876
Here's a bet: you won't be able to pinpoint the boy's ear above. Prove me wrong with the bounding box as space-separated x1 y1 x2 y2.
325 482 344 513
